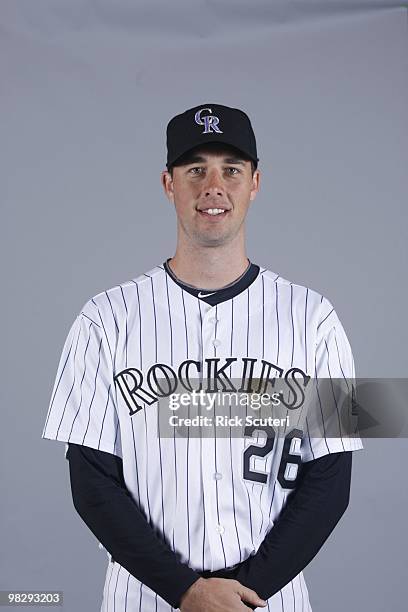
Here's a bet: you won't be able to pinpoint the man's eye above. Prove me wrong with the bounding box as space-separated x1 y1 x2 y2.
226 167 240 175
189 167 203 175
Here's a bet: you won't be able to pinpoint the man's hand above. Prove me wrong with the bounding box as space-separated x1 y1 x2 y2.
179 577 267 612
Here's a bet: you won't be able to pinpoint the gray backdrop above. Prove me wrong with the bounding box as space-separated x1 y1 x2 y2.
1 1 407 610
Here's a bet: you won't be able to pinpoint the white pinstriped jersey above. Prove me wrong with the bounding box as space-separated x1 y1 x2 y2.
41 263 363 612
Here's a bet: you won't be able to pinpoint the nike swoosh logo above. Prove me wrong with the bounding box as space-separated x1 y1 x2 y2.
198 291 217 298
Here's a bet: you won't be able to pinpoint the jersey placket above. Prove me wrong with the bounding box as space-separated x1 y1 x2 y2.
199 301 231 571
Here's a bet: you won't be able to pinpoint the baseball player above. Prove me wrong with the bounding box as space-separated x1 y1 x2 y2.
41 103 363 612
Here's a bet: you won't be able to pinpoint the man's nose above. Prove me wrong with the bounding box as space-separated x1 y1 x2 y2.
202 169 225 197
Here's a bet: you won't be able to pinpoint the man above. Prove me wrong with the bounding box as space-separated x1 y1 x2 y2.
42 103 363 611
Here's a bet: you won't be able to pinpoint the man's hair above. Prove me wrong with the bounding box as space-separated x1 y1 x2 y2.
167 142 257 177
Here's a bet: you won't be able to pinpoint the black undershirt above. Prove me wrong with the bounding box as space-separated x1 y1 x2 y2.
66 260 353 609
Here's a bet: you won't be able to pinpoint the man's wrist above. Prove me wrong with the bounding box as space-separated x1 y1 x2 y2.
178 576 206 608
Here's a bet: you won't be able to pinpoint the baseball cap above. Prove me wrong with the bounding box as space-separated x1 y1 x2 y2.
166 103 259 169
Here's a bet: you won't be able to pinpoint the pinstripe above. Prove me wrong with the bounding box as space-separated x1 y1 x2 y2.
299 573 305 612
113 564 120 612
333 332 349 388
268 278 279 519
130 418 141 508
282 285 295 438
165 273 173 366
151 276 166 536
101 563 109 612
324 338 345 449
138 582 143 612
131 281 142 501
198 299 206 570
182 289 192 564
165 276 178 552
268 479 277 518
171 409 178 552
113 397 120 456
313 351 330 454
199 400 206 570
244 291 255 551
124 572 130 612
229 399 243 562
81 335 103 443
143 402 152 524
134 282 142 368
228 297 243 561
44 324 78 432
61 322 91 440
333 330 352 437
213 304 228 567
150 278 158 362
98 385 112 450
181 289 189 354
106 290 120 334
258 274 266 536
92 299 114 364
106 561 116 612
119 286 128 368
317 307 335 330
55 320 83 437
81 312 101 327
304 416 315 460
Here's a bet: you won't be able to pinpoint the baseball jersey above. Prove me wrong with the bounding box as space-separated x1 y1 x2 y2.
41 262 363 611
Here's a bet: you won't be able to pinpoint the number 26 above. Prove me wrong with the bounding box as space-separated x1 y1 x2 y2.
243 426 303 489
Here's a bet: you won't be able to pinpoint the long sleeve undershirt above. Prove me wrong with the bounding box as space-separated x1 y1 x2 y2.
66 443 352 609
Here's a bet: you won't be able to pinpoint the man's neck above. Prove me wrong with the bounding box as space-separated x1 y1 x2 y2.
168 251 250 291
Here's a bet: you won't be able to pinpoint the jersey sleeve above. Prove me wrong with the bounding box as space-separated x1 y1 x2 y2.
41 300 122 458
300 297 364 462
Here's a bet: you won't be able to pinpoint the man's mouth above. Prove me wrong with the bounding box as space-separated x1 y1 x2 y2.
197 206 231 217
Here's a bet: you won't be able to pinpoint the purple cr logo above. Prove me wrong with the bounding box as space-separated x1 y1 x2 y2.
194 107 223 134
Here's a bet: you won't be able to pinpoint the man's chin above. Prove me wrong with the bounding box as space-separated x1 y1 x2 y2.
196 234 232 248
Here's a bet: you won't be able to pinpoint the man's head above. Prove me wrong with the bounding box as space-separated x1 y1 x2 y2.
162 104 260 249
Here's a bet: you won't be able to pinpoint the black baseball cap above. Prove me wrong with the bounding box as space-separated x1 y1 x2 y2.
166 103 259 170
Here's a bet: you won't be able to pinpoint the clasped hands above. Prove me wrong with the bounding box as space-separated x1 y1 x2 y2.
179 576 267 612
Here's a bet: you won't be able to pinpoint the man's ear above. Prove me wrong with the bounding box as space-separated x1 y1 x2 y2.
249 169 260 202
161 170 175 203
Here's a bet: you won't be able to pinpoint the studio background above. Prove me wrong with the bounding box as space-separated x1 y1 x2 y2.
1 1 407 610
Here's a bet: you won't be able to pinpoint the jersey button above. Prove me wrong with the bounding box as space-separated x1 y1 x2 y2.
213 472 223 480
215 524 225 535
212 339 221 347
209 317 219 324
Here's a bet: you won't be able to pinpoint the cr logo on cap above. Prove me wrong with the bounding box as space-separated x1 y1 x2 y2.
194 107 223 134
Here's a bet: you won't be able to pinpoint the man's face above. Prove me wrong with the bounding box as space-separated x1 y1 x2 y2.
161 145 260 248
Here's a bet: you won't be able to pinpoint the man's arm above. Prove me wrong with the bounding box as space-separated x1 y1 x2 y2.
208 451 353 603
66 443 201 609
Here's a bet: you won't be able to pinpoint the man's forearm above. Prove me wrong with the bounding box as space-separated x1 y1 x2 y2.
67 443 200 609
207 452 353 601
